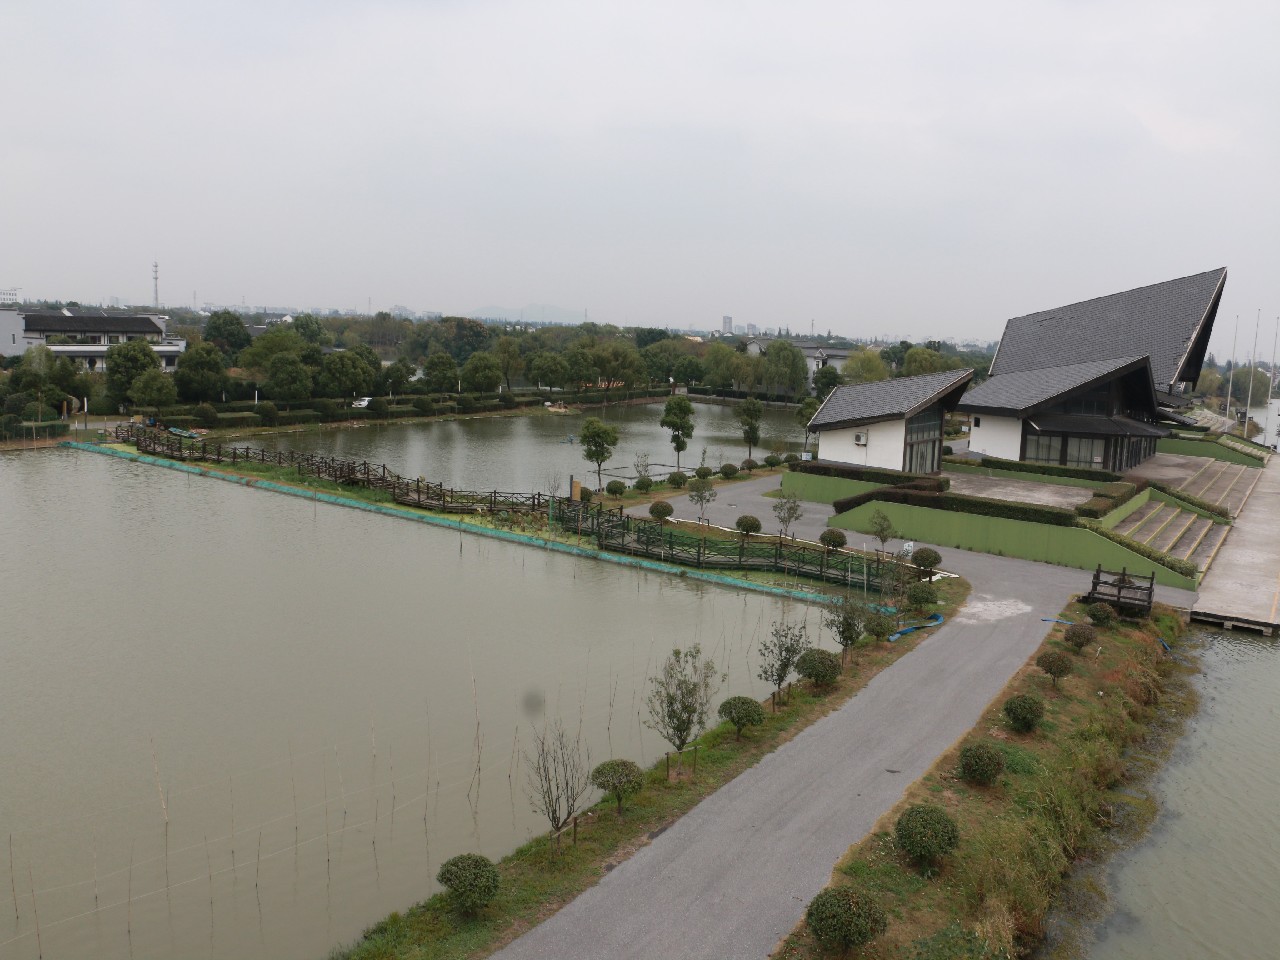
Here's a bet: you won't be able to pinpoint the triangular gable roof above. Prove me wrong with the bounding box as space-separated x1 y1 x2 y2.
22 314 162 335
809 368 973 431
958 356 1156 415
988 268 1227 392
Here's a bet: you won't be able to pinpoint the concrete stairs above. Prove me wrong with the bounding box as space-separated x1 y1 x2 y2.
1111 498 1229 574
1174 460 1261 516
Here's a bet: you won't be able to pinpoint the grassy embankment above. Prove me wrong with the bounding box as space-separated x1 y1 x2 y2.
326 575 968 960
773 600 1193 960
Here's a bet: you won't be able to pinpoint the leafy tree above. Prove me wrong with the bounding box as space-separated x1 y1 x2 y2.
672 354 703 387
291 313 332 346
812 364 842 400
461 351 503 393
895 804 959 866
687 476 716 519
842 349 890 384
265 353 312 405
824 593 868 665
906 581 937 611
645 645 722 756
642 339 683 383
763 340 809 396
436 853 499 915
579 416 619 488
660 395 695 469
382 358 416 394
757 621 810 702
589 759 644 815
819 528 847 549
795 396 820 438
868 509 896 550
317 351 376 399
701 342 738 391
105 340 161 404
203 310 251 362
736 397 763 459
910 547 941 580
735 514 762 537
422 349 459 393
865 612 896 643
236 327 306 373
254 400 279 425
649 500 673 520
717 696 765 740
127 368 177 408
901 346 954 377
634 327 669 349
772 492 804 537
524 718 591 838
563 347 598 391
173 342 228 402
492 336 524 392
1037 650 1071 687
879 340 913 372
528 351 569 390
591 341 643 397
347 341 384 377
805 887 887 953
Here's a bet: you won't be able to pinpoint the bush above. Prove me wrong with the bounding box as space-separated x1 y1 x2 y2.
1003 694 1044 733
435 853 499 915
783 453 800 465
314 398 340 420
649 500 673 520
974 455 1121 482
895 803 959 866
457 395 476 413
605 479 627 497
22 402 58 422
589 759 644 815
735 514 762 536
795 459 943 489
941 445 953 455
832 486 1078 527
412 396 435 416
667 471 688 488
1064 622 1097 654
865 613 896 642
741 458 759 471
958 741 1005 786
1087 602 1117 628
368 398 390 419
633 476 653 493
805 887 887 953
763 454 782 468
86 396 119 416
194 403 219 428
499 392 517 408
906 582 938 610
1037 650 1072 687
719 463 738 479
818 528 847 549
910 547 941 578
796 648 841 688
253 401 278 426
718 695 766 740
694 466 714 479
579 486 593 503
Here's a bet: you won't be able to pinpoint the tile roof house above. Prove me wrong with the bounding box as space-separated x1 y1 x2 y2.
807 367 973 474
0 307 185 371
960 269 1226 472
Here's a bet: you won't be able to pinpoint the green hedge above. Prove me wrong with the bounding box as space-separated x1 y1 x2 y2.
2 420 70 440
961 455 1122 483
1074 480 1142 519
216 412 261 427
831 485 1078 527
162 416 198 429
795 460 948 490
275 410 321 426
1147 481 1232 520
1083 522 1200 578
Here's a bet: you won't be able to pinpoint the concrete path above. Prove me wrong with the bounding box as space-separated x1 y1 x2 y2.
495 476 1102 960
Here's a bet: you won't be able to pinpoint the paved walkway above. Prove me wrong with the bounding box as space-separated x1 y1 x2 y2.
495 475 1130 960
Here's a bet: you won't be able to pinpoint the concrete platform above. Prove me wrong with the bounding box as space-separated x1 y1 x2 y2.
1193 459 1280 636
943 472 1094 508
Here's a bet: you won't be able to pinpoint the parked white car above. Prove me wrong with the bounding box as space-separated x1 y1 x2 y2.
351 397 372 408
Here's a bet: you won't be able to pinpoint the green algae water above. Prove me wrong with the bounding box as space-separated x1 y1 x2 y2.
0 447 818 960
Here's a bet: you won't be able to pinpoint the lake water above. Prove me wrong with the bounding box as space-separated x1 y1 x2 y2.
0 441 820 960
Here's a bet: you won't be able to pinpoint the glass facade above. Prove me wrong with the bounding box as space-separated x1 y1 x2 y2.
903 405 943 474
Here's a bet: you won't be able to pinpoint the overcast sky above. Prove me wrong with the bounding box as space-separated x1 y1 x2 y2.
4 0 1277 355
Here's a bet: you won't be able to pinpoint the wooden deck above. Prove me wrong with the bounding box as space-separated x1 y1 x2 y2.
1192 459 1280 636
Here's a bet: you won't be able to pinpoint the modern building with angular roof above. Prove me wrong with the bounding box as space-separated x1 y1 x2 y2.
807 367 973 473
961 268 1226 472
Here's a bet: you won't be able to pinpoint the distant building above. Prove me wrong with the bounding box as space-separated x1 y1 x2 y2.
0 306 186 372
746 323 759 336
743 337 856 387
0 289 18 305
721 315 733 335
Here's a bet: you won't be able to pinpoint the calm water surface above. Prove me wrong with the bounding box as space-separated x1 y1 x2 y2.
0 442 820 960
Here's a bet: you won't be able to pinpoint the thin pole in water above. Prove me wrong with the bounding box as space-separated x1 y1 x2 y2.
8 833 16 922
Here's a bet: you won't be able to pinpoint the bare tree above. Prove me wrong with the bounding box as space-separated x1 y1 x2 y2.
823 593 868 666
757 621 811 702
645 646 723 764
687 477 717 519
524 718 591 843
868 509 896 551
772 492 804 538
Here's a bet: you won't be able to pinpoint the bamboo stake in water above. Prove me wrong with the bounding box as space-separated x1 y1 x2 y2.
92 830 99 908
9 832 17 922
389 740 397 837
127 841 134 937
229 776 237 872
288 740 299 850
28 863 41 960
204 834 214 911
322 759 331 880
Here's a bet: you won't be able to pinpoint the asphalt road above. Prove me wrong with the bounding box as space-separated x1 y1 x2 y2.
494 486 1089 959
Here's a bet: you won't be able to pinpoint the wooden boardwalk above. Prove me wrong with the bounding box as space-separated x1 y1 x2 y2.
1193 459 1280 636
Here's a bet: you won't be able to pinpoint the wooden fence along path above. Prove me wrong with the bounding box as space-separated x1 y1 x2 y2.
115 424 888 592
1083 565 1155 615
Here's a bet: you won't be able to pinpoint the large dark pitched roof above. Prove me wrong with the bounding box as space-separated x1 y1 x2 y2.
809 368 973 431
23 314 162 335
958 356 1152 415
988 268 1227 392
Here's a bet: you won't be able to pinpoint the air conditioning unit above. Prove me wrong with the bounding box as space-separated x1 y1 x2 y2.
853 432 868 446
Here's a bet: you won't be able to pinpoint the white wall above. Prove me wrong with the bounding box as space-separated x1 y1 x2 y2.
968 414 1023 460
815 419 907 471
0 310 23 358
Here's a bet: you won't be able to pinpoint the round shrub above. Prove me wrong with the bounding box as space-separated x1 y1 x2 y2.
735 514 762 536
718 695 766 740
783 453 801 465
910 547 942 579
368 397 390 419
649 500 674 520
457 395 476 413
1037 650 1072 687
633 476 653 493
958 741 1005 786
412 396 435 415
315 398 340 420
436 853 499 915
819 529 847 550
796 648 841 689
579 486 593 503
719 463 738 479
667 471 688 488
194 402 219 428
499 392 517 408
253 400 278 426
1003 694 1044 733
589 759 644 815
805 887 887 953
763 454 782 468
865 612 896 642
694 466 714 480
741 458 759 471
605 479 627 497
23 402 57 422
895 803 959 865
942 444 954 455
906 582 938 611
1064 622 1097 654
1087 602 1117 628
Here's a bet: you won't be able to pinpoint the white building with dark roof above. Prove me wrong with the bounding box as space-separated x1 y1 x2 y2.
0 307 185 371
960 268 1226 471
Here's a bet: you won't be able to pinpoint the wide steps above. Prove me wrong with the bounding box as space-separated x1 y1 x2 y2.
1126 503 1172 544
1114 501 1163 538
1149 510 1198 554
1173 515 1216 561
1182 461 1231 501
1189 523 1232 573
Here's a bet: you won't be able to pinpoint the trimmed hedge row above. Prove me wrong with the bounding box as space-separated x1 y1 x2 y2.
832 486 1079 527
1074 480 1144 519
1083 522 1200 578
1 418 71 440
943 455 1122 483
1147 481 1232 520
795 460 949 491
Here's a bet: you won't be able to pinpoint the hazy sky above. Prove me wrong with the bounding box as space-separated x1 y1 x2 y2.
4 0 1277 355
